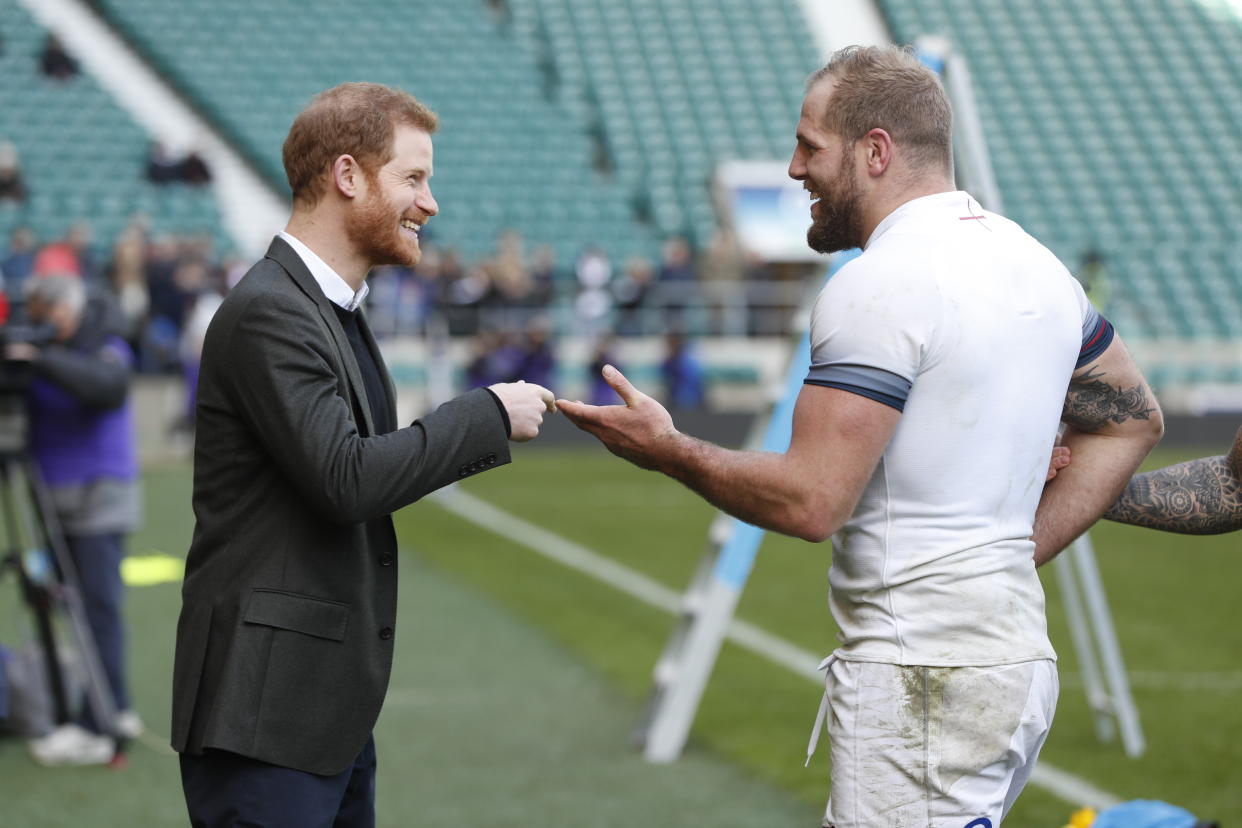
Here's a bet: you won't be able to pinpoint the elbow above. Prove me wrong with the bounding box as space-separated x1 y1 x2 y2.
1143 406 1166 448
784 499 846 544
792 523 834 544
313 489 369 525
313 453 378 525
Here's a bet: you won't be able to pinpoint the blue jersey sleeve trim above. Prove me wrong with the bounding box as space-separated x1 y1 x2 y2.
1077 310 1115 368
803 363 911 412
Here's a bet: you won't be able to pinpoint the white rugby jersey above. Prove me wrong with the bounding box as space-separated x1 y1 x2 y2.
807 191 1111 667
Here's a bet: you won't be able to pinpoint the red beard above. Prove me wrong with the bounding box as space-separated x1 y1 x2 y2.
346 177 420 268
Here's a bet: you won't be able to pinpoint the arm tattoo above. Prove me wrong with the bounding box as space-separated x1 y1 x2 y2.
1105 456 1242 534
1062 367 1156 431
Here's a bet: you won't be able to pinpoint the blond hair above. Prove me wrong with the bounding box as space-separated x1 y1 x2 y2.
809 45 953 173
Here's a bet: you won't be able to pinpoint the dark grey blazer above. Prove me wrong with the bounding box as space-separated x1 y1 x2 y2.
171 237 509 774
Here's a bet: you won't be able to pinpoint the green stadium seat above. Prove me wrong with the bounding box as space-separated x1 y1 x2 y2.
880 0 1242 356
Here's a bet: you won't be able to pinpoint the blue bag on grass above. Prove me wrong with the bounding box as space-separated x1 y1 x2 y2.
1092 800 1214 828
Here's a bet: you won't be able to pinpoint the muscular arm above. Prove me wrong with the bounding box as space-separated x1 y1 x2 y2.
558 367 899 542
1032 335 1164 565
1103 427 1242 534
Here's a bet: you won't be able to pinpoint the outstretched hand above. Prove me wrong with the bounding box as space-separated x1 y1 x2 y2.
557 365 679 470
489 380 557 442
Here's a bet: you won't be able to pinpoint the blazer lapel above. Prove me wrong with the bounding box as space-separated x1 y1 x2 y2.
264 237 376 437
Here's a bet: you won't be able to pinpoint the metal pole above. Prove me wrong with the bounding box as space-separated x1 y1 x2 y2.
1071 534 1146 757
1053 542 1115 743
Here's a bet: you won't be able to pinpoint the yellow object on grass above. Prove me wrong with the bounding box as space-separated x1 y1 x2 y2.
121 553 185 586
1062 807 1097 828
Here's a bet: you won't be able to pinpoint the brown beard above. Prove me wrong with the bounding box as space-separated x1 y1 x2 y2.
806 155 864 254
345 174 420 268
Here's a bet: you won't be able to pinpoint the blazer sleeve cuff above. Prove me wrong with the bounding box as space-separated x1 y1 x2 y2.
482 387 512 438
414 387 513 483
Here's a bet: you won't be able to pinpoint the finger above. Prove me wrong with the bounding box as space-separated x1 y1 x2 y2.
530 384 556 413
602 364 642 406
556 399 603 426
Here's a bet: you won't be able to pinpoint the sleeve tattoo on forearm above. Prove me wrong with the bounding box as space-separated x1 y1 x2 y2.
1105 456 1242 534
1061 366 1156 431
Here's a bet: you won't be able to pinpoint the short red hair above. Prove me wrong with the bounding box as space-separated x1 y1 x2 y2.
282 82 439 208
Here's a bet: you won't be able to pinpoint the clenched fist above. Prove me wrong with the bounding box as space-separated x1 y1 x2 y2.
489 380 557 442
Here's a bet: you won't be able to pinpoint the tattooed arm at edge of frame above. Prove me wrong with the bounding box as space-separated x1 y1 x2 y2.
1104 427 1242 535
1032 336 1164 566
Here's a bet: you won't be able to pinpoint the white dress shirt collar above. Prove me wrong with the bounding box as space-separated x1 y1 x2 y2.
278 231 369 312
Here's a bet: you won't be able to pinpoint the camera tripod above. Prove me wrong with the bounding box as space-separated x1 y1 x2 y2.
0 444 121 745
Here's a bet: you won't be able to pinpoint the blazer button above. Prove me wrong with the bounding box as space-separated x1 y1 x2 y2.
486 453 497 464
379 627 394 640
379 554 393 567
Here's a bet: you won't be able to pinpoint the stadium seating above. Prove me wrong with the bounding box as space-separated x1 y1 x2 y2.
880 0 1242 378
507 0 821 245
91 0 818 264
91 0 661 266
0 0 226 260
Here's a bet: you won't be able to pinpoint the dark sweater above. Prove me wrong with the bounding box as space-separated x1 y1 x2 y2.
332 304 394 435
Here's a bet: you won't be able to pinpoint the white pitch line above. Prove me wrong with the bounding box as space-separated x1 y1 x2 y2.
427 486 1125 810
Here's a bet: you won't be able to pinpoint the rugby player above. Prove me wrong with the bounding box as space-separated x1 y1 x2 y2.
559 45 1163 826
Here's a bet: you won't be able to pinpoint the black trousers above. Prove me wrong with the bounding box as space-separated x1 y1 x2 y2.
180 735 376 828
68 533 129 730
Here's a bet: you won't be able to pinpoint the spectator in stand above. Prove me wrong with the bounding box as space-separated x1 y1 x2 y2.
145 142 184 185
661 331 706 409
39 35 78 81
657 235 695 324
106 224 149 344
2 226 37 295
701 228 744 282
657 235 695 283
146 142 213 186
587 335 621 406
528 244 558 308
1077 248 1113 313
465 329 505 389
34 222 98 282
574 245 612 334
0 141 28 203
444 261 491 335
143 237 191 362
180 150 212 186
491 229 534 308
177 272 225 433
613 254 654 335
510 317 556 389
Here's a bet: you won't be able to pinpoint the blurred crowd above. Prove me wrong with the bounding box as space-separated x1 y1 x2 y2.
0 221 772 415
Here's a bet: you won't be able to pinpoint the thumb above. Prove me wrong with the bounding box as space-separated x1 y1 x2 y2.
602 364 641 406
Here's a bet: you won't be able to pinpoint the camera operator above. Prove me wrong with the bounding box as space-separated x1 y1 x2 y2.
7 275 142 765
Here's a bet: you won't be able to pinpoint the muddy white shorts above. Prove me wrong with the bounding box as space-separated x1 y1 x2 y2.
809 657 1058 828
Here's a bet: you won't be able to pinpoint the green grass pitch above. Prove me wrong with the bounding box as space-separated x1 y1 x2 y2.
0 443 1238 826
